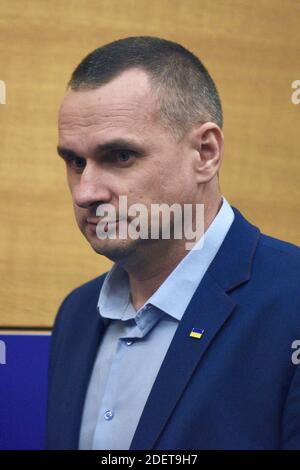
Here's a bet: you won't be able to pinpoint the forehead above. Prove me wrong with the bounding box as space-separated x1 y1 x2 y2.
58 69 161 149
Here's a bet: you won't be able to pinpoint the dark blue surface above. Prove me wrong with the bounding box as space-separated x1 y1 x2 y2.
0 333 51 450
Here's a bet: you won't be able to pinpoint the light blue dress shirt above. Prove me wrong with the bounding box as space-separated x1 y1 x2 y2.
79 196 234 450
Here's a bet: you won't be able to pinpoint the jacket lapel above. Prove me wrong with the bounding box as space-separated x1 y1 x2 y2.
130 206 260 450
54 279 108 449
65 309 106 449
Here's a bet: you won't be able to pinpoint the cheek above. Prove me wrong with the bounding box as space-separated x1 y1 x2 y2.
66 174 78 202
156 164 192 202
72 203 85 225
132 162 187 205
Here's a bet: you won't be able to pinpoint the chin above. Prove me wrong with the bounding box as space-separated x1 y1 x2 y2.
89 237 139 262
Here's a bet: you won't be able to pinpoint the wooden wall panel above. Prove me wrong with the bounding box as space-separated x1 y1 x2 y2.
0 0 299 326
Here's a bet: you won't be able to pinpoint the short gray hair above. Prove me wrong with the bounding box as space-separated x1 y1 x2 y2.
68 36 223 139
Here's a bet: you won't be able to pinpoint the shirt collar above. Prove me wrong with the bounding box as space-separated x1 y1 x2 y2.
98 196 234 322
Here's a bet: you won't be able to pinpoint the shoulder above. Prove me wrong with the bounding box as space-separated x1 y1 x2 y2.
232 204 300 269
51 272 107 331
230 206 300 307
251 232 300 312
256 232 300 272
259 232 300 257
60 273 107 309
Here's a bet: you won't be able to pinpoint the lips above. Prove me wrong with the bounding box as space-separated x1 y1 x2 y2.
86 217 127 225
86 217 125 225
86 217 102 225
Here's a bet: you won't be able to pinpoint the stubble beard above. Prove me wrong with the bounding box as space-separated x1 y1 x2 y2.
89 234 144 263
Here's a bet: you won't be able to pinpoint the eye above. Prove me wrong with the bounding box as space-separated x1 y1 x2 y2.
116 150 134 162
109 149 137 166
68 156 86 171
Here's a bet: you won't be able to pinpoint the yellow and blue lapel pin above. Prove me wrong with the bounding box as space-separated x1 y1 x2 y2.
189 328 204 339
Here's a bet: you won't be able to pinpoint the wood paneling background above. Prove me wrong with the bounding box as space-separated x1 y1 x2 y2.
0 0 299 327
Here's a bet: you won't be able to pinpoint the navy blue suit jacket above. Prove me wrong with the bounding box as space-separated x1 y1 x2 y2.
46 207 300 449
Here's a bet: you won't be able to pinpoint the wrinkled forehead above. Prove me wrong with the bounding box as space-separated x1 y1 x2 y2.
58 69 160 139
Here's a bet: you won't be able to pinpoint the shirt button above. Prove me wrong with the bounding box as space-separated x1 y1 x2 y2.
104 410 114 421
126 340 133 346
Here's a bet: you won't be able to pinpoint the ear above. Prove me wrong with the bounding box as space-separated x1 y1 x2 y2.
190 122 224 183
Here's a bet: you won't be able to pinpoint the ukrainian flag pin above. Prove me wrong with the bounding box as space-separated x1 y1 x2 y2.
189 328 204 339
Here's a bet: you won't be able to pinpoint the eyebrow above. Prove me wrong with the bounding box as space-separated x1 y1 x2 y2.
57 138 143 160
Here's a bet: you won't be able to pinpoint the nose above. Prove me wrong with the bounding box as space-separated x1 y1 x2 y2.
71 162 112 209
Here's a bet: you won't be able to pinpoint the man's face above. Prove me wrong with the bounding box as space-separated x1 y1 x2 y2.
57 68 199 261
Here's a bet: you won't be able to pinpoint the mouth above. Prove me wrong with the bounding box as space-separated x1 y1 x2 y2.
86 217 123 236
86 217 121 226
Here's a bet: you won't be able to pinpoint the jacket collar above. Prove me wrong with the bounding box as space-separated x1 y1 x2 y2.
208 206 260 292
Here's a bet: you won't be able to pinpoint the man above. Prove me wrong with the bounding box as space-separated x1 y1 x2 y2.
46 36 300 450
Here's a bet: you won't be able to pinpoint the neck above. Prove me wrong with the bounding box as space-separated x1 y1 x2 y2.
122 192 223 311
